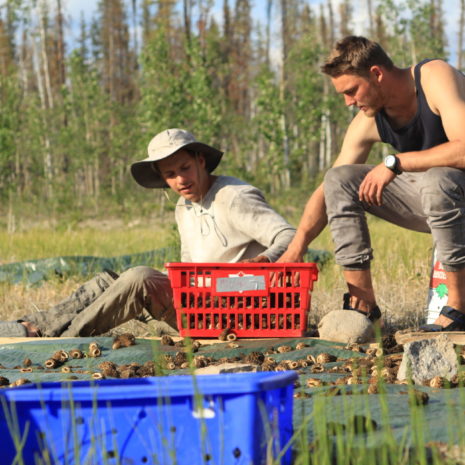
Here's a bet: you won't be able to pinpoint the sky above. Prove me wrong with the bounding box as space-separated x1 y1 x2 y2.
64 0 460 64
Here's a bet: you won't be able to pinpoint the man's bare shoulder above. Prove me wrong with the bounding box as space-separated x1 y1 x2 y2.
421 58 454 72
420 59 465 111
420 59 464 87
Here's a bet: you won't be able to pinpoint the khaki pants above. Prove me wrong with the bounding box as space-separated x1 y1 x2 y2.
22 266 176 337
324 165 465 271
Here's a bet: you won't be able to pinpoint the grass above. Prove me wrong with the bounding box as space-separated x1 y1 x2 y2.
0 223 175 264
0 215 433 329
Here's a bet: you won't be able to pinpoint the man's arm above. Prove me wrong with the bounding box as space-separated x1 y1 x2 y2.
242 225 296 263
227 186 296 262
399 60 465 171
278 112 379 262
277 184 326 262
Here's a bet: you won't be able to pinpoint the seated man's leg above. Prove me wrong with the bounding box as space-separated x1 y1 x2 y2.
61 266 175 337
17 270 118 337
0 321 29 337
420 167 465 327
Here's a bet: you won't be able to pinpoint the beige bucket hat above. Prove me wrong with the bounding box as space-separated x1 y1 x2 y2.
131 128 224 188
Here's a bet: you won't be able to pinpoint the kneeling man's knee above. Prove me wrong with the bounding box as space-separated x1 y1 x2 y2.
324 165 366 201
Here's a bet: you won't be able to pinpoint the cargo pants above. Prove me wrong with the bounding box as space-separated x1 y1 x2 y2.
323 165 465 272
19 266 177 337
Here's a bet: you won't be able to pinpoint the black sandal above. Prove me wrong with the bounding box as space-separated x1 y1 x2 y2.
343 293 382 323
420 306 465 332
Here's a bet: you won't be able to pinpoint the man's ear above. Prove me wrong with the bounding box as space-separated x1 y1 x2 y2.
370 65 384 82
197 153 206 168
151 161 160 174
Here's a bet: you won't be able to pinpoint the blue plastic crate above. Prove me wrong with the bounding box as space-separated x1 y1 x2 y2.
0 371 297 465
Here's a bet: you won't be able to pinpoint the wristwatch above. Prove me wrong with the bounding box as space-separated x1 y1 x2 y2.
384 154 402 175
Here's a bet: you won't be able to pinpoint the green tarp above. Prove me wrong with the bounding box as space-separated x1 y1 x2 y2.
0 336 462 447
0 248 331 286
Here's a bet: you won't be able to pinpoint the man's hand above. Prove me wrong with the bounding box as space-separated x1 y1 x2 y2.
358 164 396 206
277 247 305 263
21 321 41 337
240 255 270 263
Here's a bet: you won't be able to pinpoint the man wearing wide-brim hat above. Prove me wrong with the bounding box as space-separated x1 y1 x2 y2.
3 129 296 338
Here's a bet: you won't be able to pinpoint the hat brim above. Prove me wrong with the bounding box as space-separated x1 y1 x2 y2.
131 142 223 188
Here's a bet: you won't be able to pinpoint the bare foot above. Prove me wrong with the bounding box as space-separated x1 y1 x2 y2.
20 322 41 337
432 314 454 329
348 295 375 314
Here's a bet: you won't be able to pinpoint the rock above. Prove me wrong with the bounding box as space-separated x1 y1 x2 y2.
105 319 179 337
194 363 260 375
397 334 458 384
318 310 374 344
146 320 179 337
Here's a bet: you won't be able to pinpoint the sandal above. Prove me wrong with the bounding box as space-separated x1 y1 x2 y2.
343 293 382 323
420 306 465 332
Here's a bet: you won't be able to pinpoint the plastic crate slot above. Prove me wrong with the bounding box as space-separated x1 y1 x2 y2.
237 313 242 330
234 313 240 330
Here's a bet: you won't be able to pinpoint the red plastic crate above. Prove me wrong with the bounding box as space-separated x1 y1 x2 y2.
166 262 318 338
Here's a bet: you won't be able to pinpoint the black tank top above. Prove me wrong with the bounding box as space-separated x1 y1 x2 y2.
375 59 448 152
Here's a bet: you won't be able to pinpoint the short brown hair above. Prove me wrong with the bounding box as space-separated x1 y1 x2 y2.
321 36 394 78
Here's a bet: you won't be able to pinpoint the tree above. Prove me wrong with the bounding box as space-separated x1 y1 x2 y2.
458 0 465 70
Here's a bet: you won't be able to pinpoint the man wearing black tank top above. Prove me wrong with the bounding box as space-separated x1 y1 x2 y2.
279 35 465 340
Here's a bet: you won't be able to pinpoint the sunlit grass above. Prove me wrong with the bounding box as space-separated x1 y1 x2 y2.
0 223 176 264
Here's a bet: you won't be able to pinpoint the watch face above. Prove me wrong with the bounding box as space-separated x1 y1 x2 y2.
385 155 396 169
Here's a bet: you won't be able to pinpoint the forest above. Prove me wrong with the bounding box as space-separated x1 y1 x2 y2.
0 0 458 227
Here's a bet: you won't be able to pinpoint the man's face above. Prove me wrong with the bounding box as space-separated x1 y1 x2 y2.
331 72 384 116
157 149 210 202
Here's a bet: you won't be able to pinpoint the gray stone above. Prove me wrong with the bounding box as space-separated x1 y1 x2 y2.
103 319 179 337
145 319 180 337
318 310 375 344
397 334 458 384
194 363 260 375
